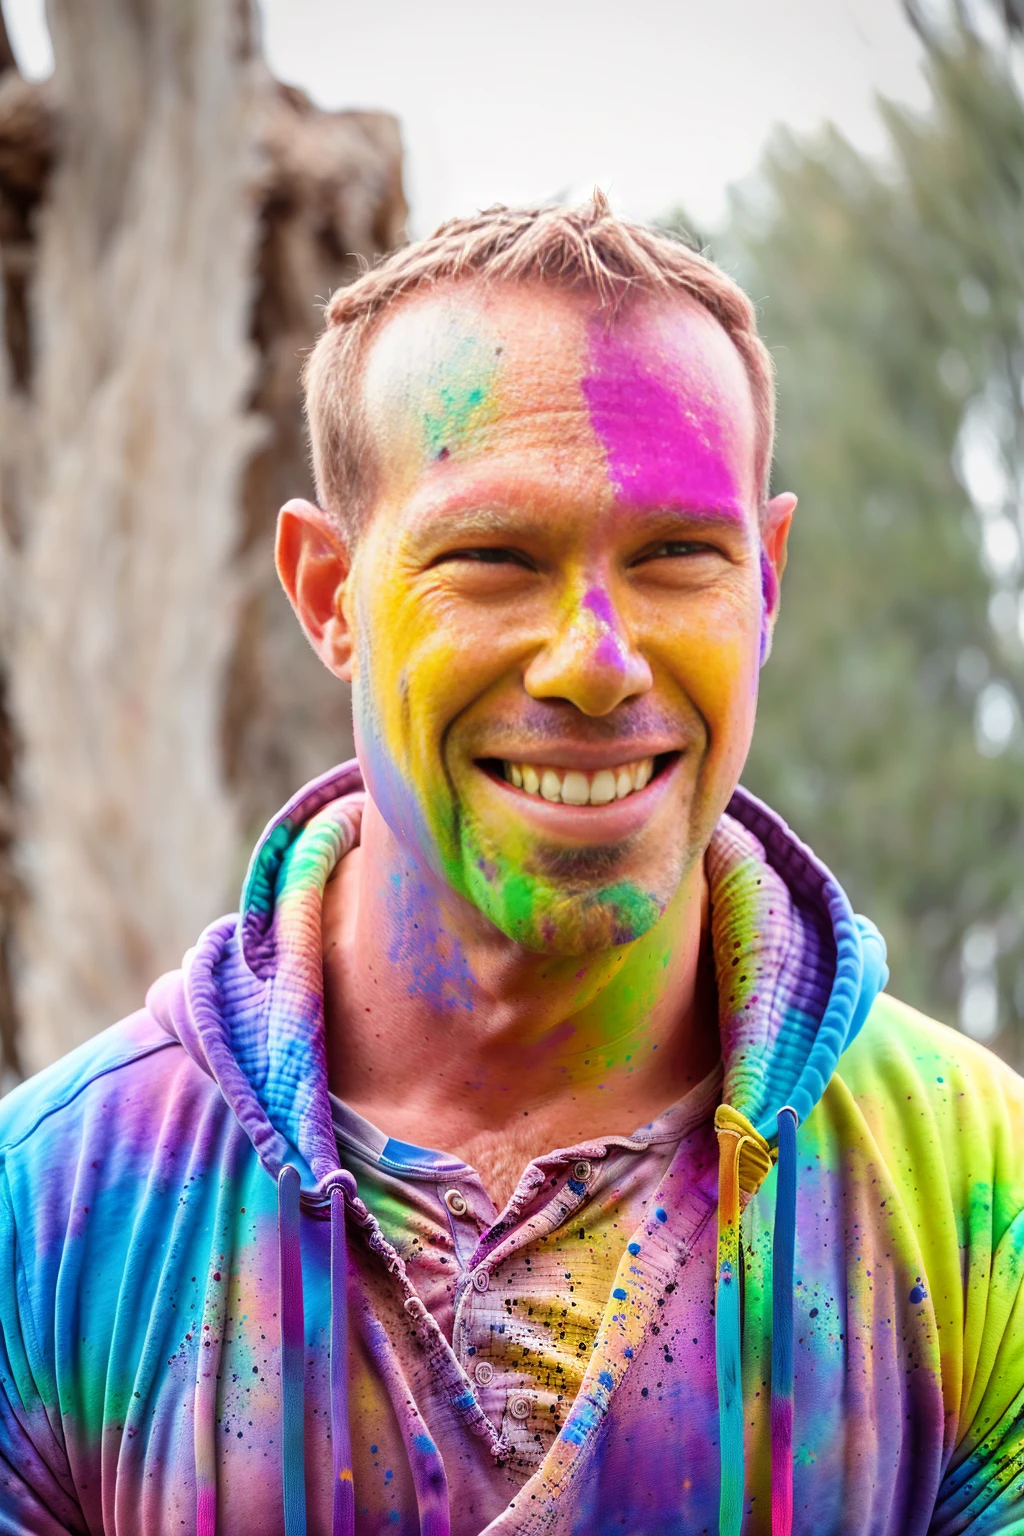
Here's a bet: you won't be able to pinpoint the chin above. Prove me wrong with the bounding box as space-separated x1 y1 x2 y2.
462 850 669 955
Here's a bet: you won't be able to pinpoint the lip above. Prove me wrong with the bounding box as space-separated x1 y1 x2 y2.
473 751 683 844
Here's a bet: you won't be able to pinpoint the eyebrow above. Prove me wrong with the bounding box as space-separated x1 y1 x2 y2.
400 464 758 549
408 495 752 534
637 503 750 532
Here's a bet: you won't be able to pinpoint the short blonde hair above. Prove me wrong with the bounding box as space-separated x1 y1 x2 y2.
303 191 775 537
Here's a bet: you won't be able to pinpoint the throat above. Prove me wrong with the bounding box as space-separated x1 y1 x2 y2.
322 801 719 1198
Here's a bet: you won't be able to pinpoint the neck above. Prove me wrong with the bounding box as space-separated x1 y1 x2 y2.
323 796 720 1174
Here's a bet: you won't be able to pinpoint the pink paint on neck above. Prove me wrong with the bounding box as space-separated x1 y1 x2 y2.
582 322 740 511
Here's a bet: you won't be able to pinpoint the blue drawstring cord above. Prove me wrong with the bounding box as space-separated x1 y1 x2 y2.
771 1108 798 1536
277 1166 359 1535
278 1165 307 1536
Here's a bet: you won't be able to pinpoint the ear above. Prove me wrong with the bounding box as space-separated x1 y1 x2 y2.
275 498 354 682
759 491 796 664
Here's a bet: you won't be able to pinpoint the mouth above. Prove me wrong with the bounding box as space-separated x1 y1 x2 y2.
477 752 678 807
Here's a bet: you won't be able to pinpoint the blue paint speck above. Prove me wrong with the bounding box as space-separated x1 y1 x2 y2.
909 1283 928 1304
598 1370 613 1389
560 1399 599 1445
568 1178 587 1196
624 1346 634 1359
613 1287 628 1301
655 1207 667 1223
413 1433 436 1455
628 1242 641 1255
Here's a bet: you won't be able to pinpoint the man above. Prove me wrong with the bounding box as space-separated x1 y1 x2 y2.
0 195 1021 1536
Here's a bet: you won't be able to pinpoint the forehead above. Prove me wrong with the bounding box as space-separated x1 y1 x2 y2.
359 279 758 511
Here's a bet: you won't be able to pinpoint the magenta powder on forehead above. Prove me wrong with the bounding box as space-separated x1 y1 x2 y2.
582 323 740 512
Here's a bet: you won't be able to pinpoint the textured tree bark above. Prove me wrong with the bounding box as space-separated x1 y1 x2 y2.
0 1 404 1075
4 0 261 1072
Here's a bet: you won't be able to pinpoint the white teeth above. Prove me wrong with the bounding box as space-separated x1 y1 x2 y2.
540 769 562 802
499 757 657 806
561 771 590 806
590 769 616 805
632 760 652 791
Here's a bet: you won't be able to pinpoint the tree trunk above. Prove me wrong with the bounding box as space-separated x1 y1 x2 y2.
4 0 260 1072
0 2 406 1076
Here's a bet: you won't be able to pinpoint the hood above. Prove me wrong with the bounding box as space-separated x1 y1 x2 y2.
145 759 888 1536
147 758 886 1188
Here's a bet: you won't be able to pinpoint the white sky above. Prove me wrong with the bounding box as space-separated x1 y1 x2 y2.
4 0 931 235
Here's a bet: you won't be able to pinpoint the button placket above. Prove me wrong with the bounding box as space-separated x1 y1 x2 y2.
450 1150 607 1431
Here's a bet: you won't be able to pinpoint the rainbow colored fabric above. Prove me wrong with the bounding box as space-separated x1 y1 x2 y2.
0 760 1022 1533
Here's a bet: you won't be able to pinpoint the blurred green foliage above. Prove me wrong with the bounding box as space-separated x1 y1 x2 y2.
686 11 1024 1061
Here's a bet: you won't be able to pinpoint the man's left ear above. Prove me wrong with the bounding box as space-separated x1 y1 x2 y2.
275 498 354 681
759 491 797 665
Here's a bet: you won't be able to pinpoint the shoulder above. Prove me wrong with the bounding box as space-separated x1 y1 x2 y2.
0 1009 227 1224
0 1010 182 1157
833 991 1024 1223
840 990 1024 1121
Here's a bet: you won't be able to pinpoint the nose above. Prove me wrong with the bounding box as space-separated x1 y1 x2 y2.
523 585 653 716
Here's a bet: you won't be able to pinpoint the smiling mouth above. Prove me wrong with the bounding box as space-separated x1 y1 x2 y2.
479 753 677 807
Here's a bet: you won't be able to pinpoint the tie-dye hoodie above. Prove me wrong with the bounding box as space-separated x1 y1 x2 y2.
1 760 1023 1535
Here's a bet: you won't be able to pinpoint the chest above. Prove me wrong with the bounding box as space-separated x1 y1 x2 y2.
56 1118 954 1535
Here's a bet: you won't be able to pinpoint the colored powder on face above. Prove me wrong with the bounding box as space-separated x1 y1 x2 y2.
580 586 628 673
594 633 626 670
597 881 662 945
421 332 500 462
759 547 777 665
582 321 741 511
582 586 616 626
759 548 778 615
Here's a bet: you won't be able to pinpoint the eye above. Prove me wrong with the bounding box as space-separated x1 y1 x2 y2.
432 547 535 570
630 539 718 564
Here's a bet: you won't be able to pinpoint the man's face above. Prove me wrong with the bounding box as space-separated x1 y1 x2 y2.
345 280 774 954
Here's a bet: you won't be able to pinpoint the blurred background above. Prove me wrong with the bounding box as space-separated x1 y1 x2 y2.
0 0 1021 1082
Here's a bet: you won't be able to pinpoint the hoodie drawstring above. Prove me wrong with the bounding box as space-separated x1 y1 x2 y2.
714 1105 774 1536
279 1165 307 1536
278 1168 360 1536
771 1108 798 1536
330 1181 356 1536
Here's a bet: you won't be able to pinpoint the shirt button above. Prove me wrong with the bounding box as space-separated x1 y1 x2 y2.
472 1266 490 1292
572 1159 592 1182
444 1188 468 1216
474 1360 494 1385
508 1394 531 1420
